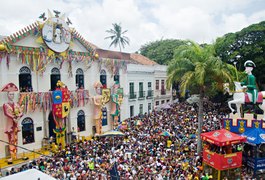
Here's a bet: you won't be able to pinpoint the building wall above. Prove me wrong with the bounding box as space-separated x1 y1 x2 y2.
154 65 172 108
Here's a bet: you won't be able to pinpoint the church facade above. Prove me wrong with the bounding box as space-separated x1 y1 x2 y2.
0 11 171 158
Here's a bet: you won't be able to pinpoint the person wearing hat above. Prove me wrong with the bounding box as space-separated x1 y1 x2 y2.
241 60 258 104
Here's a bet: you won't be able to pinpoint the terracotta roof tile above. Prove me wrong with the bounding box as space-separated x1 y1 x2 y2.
96 48 131 60
130 53 157 65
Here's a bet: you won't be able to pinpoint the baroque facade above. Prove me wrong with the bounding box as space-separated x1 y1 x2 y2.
0 11 171 158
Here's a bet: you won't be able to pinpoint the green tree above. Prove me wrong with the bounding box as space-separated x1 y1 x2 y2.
139 39 186 65
105 23 130 51
167 41 235 153
215 21 265 89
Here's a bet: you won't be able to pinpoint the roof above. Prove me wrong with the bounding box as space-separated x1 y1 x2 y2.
130 53 157 65
0 21 96 52
96 48 131 60
201 129 246 146
1 169 56 180
96 49 157 65
241 127 265 145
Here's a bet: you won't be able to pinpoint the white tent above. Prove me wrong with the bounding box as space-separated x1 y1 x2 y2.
1 169 56 180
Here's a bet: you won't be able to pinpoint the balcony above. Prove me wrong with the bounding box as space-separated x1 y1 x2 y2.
129 92 137 100
161 89 166 95
146 90 153 99
138 91 145 100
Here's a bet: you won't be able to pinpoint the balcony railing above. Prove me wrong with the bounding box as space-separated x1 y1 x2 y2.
129 92 137 99
138 91 145 100
161 89 166 95
146 90 153 99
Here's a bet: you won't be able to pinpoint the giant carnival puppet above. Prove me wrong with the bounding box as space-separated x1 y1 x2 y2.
93 81 104 134
52 80 71 148
1 83 24 162
227 60 265 119
110 81 123 129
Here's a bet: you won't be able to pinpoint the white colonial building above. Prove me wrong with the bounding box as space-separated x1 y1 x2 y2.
0 12 171 158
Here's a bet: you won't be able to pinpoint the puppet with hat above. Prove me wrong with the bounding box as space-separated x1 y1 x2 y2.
241 60 258 104
1 83 24 162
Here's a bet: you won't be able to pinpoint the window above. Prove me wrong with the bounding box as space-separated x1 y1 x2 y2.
161 80 165 90
50 68 61 91
130 106 134 117
22 117 34 144
100 70 107 88
19 66 32 92
76 68 84 89
161 80 166 95
156 101 159 106
156 80 159 90
148 82 152 89
129 82 136 99
161 100 165 104
139 82 144 98
77 110 85 132
148 103 152 112
167 99 170 103
147 82 152 97
114 72 119 84
139 104 143 114
102 107 108 126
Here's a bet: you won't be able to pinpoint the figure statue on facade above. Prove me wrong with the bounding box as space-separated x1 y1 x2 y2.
93 81 103 134
1 83 24 162
241 60 258 104
111 81 123 129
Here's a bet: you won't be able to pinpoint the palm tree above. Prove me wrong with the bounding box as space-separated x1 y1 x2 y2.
105 23 130 52
167 41 235 153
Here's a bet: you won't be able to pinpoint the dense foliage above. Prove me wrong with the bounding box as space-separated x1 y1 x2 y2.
167 41 235 153
215 21 265 89
139 39 186 65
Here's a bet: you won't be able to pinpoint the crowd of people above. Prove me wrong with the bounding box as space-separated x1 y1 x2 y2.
2 101 230 179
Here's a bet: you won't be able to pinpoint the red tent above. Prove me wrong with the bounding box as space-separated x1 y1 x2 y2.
201 129 246 146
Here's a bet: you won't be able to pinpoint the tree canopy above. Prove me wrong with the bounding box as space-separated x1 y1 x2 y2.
105 23 130 51
139 39 187 65
166 41 235 153
215 21 265 89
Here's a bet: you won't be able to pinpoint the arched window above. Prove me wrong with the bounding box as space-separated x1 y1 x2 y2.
76 68 84 89
50 68 61 91
77 110 85 132
21 117 34 144
100 69 107 88
19 66 32 92
114 71 119 84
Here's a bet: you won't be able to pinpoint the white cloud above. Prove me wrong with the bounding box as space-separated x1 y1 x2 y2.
0 0 264 52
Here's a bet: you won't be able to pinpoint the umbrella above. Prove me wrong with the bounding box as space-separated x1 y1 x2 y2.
160 131 172 137
117 124 127 130
100 130 125 137
161 103 172 109
189 134 196 139
99 130 125 148
135 120 143 126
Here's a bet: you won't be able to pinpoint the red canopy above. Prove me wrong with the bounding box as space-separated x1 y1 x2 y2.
201 129 246 146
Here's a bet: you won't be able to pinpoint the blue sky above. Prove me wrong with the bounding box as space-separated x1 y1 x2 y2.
0 0 264 53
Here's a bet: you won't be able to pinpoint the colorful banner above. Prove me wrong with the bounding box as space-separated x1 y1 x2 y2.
52 87 70 118
222 118 265 134
203 149 242 170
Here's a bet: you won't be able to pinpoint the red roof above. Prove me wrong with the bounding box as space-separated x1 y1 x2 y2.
201 129 246 146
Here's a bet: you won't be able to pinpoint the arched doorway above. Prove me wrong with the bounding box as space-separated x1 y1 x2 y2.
48 111 56 139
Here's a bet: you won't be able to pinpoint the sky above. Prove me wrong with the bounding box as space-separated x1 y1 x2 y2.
0 0 264 53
